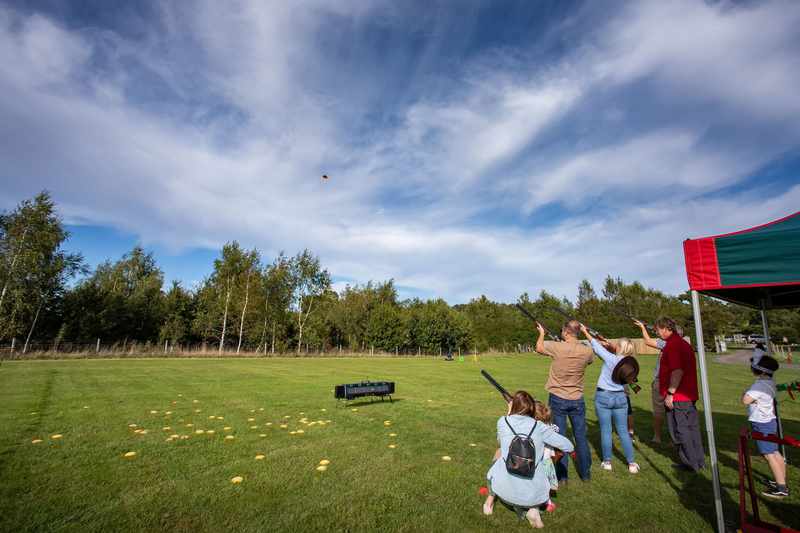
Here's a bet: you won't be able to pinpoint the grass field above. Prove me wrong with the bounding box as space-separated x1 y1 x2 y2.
1 355 798 532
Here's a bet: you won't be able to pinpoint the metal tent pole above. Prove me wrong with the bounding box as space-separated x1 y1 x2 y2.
761 305 787 460
691 290 725 532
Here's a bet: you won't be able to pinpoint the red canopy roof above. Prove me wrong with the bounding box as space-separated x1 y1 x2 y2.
683 211 800 309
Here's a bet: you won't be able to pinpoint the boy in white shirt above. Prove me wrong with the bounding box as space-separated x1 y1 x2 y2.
742 355 788 498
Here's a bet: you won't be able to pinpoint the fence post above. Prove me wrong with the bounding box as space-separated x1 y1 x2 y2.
371 345 374 356
164 339 168 354
96 338 100 353
395 346 398 356
10 337 15 354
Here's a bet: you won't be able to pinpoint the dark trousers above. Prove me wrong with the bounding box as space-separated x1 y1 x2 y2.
666 401 706 471
549 393 592 481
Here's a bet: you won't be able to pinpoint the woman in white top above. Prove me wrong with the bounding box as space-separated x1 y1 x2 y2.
484 390 574 528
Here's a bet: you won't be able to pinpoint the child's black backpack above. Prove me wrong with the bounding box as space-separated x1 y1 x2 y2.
504 417 538 478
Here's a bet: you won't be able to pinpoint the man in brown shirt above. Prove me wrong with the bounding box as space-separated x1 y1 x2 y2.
536 320 594 482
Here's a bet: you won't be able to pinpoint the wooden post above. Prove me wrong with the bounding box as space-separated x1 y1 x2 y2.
371 345 374 356
395 346 398 356
164 340 168 354
96 338 100 353
10 337 15 353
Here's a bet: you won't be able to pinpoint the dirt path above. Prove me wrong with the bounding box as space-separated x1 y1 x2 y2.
715 349 754 365
716 349 800 370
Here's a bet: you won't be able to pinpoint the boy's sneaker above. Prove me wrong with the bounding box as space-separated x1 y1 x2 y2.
764 480 778 489
762 486 789 499
601 461 613 471
628 463 640 474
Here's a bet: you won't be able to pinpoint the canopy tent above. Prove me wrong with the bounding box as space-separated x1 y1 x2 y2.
682 211 800 532
684 211 800 309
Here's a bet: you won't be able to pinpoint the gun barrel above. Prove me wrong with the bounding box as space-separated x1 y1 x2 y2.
481 369 512 402
612 306 654 331
514 303 561 342
548 305 606 340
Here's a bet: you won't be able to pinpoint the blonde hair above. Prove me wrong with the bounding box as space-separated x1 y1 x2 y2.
616 337 635 357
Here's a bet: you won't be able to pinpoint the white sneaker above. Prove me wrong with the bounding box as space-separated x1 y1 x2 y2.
628 462 640 474
601 461 613 471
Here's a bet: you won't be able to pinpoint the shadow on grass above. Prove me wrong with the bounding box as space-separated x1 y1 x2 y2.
571 398 799 531
629 405 800 532
335 398 405 408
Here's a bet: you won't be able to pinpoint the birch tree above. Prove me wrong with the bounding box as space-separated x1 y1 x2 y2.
289 250 331 354
259 253 293 354
236 249 260 353
0 192 84 343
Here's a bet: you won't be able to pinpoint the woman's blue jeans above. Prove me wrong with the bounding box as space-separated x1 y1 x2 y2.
594 390 635 464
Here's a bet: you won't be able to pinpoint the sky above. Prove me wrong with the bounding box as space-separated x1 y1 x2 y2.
1 0 799 303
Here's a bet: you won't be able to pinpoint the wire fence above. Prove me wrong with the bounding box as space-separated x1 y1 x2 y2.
0 339 536 360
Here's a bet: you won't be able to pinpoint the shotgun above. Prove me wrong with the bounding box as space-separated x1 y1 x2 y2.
514 303 561 342
547 304 607 341
481 369 512 402
612 305 655 332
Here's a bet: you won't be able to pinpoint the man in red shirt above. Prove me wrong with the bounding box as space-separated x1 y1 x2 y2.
657 316 705 472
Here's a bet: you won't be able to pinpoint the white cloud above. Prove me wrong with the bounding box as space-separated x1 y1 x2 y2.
1 1 799 304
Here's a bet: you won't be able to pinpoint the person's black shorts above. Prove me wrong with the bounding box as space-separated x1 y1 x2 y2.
626 395 632 416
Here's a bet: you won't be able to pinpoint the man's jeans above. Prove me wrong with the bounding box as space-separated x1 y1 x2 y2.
549 393 592 481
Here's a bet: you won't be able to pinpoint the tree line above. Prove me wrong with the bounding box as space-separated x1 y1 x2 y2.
1 192 798 354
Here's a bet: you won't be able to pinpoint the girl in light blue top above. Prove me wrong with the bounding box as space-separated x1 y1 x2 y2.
579 324 639 474
484 390 574 528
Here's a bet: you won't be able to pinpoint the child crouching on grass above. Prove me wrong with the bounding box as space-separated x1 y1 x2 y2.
483 391 574 528
534 400 559 512
742 355 789 499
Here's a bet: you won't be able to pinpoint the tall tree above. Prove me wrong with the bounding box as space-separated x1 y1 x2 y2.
289 250 331 354
160 281 195 346
0 192 84 344
259 253 293 354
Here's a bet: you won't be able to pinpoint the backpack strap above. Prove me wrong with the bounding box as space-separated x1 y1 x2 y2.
505 416 538 438
504 416 518 436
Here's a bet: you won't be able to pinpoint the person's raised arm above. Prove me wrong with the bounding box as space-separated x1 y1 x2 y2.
635 319 659 349
534 322 547 355
580 323 616 365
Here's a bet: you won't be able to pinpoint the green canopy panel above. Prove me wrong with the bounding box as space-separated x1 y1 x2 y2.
683 211 800 309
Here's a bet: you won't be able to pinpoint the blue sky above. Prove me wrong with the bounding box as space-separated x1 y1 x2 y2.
2 0 799 302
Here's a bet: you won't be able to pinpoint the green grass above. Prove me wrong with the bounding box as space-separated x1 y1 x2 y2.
1 355 798 532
